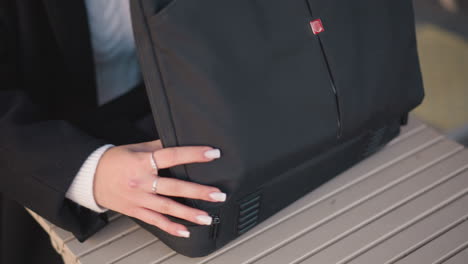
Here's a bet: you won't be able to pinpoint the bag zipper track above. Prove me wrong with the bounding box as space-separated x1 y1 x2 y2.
210 215 221 239
317 36 343 139
304 0 343 139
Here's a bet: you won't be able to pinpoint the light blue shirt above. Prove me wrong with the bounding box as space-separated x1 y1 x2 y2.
66 0 141 212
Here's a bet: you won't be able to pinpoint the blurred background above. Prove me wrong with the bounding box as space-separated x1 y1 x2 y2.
412 0 468 146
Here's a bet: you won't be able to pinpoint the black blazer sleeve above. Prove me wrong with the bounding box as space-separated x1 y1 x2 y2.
0 2 108 241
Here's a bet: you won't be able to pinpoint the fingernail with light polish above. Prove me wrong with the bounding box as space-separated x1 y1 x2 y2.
196 215 213 225
209 192 227 202
204 149 221 159
177 230 190 238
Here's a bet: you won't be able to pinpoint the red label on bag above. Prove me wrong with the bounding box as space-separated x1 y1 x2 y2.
310 19 325 35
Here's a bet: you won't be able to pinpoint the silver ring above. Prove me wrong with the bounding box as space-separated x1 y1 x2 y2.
151 176 159 194
150 152 158 175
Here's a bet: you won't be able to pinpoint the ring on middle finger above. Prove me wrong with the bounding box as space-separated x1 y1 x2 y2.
150 152 159 175
151 175 160 194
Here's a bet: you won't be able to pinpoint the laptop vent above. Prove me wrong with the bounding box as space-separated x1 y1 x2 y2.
362 125 387 158
237 192 262 235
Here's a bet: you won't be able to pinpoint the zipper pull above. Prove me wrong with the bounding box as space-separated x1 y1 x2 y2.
210 215 221 239
310 19 325 35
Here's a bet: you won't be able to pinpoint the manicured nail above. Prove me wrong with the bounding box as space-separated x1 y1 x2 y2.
196 215 213 225
177 230 190 238
209 192 227 202
204 149 221 159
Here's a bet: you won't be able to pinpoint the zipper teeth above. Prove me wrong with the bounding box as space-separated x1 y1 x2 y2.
304 0 313 14
317 36 343 139
210 215 220 239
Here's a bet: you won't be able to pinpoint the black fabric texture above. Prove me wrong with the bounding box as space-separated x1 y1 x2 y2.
0 1 156 263
130 0 425 257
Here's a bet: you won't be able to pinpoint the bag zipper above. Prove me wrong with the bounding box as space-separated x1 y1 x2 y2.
210 215 221 239
317 36 343 139
304 0 343 139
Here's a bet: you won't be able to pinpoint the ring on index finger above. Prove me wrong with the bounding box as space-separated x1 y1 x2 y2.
150 152 159 175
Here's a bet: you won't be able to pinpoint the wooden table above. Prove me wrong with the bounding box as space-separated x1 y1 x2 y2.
28 117 468 264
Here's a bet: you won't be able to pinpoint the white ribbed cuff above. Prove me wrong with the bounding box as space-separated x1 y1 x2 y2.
66 144 114 213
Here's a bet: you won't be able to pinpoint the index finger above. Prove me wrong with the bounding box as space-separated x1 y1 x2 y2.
152 146 221 170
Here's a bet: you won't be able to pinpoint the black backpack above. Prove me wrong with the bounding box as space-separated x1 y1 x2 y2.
130 0 424 257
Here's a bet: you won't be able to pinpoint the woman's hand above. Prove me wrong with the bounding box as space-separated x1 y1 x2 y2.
93 139 225 238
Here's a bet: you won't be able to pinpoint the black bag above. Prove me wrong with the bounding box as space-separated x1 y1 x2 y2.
130 0 424 257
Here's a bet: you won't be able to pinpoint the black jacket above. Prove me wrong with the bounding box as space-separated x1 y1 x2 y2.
0 1 155 262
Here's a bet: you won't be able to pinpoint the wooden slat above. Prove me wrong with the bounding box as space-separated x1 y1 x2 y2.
353 212 468 264
394 218 468 264
348 204 468 263
442 247 468 264
107 211 121 221
402 115 425 133
44 210 125 258
299 174 468 264
52 211 122 243
65 217 139 259
52 227 74 242
113 241 175 264
252 146 467 264
79 229 156 264
389 118 426 146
